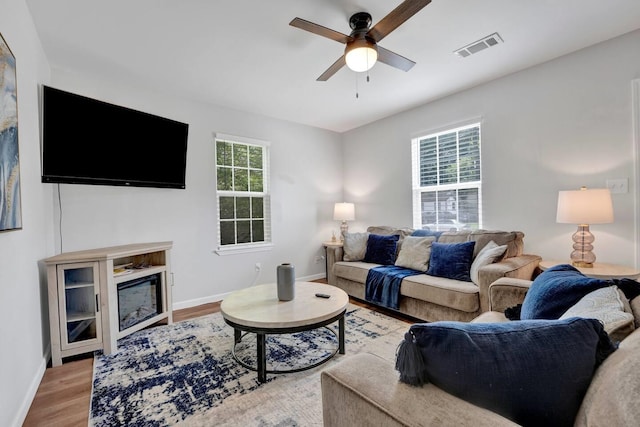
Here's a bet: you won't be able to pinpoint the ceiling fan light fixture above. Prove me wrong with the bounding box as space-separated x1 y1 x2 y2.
345 38 378 72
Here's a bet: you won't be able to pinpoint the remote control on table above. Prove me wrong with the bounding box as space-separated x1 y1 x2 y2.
315 293 331 299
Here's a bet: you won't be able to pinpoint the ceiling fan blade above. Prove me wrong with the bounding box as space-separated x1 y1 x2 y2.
317 56 346 81
376 46 416 72
289 17 352 44
367 0 432 43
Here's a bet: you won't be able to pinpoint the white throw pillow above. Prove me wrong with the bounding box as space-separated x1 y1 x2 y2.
470 241 508 285
394 236 436 272
342 232 369 261
560 285 635 342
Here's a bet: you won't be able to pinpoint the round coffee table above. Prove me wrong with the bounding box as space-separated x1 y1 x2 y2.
220 281 349 383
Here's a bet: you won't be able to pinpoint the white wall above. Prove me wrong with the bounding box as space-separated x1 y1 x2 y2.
342 29 640 268
48 69 343 307
0 0 53 425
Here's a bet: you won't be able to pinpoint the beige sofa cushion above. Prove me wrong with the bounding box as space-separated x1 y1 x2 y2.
631 296 640 327
322 353 519 427
334 260 480 313
471 311 509 323
366 225 413 238
438 230 524 259
401 274 480 313
469 230 523 258
334 261 377 283
575 327 640 426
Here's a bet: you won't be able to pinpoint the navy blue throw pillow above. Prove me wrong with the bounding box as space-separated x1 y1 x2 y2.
363 234 399 265
520 264 610 320
396 318 616 427
426 241 475 282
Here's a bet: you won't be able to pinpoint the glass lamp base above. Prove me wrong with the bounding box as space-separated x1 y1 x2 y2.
572 261 594 268
570 225 596 268
340 221 349 241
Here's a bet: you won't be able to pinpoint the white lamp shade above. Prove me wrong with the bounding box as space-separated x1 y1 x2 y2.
556 188 614 224
333 202 355 221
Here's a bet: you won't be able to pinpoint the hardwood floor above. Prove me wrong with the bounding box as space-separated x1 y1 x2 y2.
23 280 412 426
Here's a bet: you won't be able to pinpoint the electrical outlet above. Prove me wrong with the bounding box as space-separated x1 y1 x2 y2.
314 255 325 264
606 178 628 194
255 262 261 272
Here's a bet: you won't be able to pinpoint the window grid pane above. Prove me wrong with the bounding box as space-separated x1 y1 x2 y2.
215 137 269 248
413 123 481 230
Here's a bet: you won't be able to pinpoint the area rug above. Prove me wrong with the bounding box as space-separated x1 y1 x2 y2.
90 304 410 426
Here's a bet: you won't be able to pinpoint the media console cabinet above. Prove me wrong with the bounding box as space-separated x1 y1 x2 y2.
44 241 173 366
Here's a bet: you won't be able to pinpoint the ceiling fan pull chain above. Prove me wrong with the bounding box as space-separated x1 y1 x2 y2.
355 73 359 99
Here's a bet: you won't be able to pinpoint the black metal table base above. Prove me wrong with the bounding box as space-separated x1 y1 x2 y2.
225 311 345 383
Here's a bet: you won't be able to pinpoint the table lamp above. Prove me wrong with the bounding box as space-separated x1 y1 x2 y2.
333 202 355 240
556 186 613 267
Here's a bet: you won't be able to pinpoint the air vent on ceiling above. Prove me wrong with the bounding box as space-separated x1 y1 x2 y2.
454 32 503 58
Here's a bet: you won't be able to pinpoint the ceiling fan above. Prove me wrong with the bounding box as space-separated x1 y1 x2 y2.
290 0 432 81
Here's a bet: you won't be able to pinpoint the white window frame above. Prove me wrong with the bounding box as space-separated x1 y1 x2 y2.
214 133 273 255
411 121 482 231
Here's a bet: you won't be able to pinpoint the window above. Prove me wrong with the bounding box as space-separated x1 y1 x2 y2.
215 134 271 253
411 122 481 231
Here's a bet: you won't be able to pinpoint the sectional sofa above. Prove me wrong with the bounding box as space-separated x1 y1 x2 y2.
321 276 640 426
326 226 541 322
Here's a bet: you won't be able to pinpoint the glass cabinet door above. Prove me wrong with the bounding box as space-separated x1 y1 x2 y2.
57 262 102 348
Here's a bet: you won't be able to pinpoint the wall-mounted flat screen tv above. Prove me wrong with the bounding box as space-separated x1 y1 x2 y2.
41 85 189 189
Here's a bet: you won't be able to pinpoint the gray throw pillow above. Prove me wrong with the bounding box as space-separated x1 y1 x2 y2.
394 236 435 272
342 232 369 261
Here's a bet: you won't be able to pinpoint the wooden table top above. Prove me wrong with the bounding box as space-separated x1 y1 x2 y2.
220 281 348 329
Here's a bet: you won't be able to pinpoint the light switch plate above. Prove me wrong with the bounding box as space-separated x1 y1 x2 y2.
606 178 628 194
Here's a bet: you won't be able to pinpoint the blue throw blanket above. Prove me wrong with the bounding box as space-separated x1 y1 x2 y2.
365 265 422 310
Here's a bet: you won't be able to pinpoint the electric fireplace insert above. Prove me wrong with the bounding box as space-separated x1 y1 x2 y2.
117 273 162 331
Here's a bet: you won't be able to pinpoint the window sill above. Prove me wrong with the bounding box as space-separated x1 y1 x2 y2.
214 243 274 256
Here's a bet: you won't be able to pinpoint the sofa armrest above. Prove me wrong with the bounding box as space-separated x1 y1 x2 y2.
488 277 533 313
322 353 518 427
476 254 540 312
325 245 343 285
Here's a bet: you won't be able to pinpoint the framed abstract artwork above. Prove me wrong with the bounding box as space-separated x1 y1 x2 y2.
0 32 22 232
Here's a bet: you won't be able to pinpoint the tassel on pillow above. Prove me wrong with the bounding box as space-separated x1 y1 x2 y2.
395 330 427 386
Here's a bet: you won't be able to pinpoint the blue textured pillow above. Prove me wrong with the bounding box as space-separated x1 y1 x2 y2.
411 229 443 241
396 318 616 427
363 234 399 265
426 241 475 282
520 264 610 320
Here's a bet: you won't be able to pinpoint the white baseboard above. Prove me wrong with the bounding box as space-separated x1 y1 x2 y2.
13 345 50 427
171 273 328 311
172 291 231 311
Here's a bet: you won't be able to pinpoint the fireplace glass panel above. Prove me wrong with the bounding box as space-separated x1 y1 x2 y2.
118 273 162 331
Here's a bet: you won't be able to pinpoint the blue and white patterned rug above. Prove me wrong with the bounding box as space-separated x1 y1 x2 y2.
90 304 409 426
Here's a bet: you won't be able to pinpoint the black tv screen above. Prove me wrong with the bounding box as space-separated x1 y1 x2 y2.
41 85 189 189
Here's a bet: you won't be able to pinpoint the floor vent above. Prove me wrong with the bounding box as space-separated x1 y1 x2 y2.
454 32 503 58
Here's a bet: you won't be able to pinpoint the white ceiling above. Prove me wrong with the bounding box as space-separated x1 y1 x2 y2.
25 0 640 133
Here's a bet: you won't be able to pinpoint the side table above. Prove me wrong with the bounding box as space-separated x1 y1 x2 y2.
539 260 640 280
322 240 343 284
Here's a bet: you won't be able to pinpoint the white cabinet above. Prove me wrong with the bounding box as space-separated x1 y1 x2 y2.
45 242 173 366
